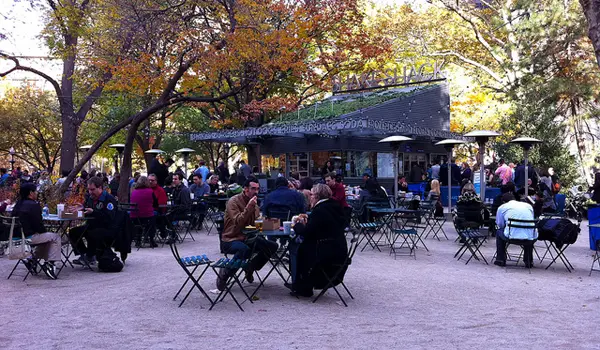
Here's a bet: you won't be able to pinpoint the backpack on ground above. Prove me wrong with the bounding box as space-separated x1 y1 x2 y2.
97 249 124 273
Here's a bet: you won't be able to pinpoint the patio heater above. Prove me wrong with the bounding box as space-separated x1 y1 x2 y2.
510 137 542 198
175 148 195 177
464 130 501 201
434 139 466 212
79 145 92 172
9 147 15 171
109 144 126 171
378 135 413 201
145 149 165 173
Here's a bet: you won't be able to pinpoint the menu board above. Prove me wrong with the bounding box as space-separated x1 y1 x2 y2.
377 153 395 178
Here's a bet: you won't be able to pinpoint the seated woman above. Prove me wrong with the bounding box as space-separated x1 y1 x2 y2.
427 179 441 201
130 176 157 247
538 171 557 214
288 184 348 297
12 183 61 279
455 182 484 228
427 179 443 217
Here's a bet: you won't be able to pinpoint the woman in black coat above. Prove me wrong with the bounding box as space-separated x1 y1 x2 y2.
288 184 348 297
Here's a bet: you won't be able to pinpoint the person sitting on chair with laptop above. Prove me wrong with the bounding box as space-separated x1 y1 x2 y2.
12 183 61 279
494 192 537 268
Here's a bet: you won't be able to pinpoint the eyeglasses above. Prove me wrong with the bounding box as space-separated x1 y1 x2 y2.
250 186 260 190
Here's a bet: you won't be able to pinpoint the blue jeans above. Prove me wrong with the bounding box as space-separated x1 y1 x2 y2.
496 229 533 264
221 237 278 272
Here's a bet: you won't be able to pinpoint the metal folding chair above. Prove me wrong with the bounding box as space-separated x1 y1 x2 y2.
539 217 581 272
170 241 214 308
2 216 44 281
390 211 420 259
502 218 538 273
421 199 447 240
312 230 358 307
209 259 254 312
590 239 600 276
453 209 488 265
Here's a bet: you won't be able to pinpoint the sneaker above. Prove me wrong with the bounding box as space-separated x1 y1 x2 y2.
73 256 96 266
493 260 506 267
23 259 37 273
42 262 58 280
72 256 87 266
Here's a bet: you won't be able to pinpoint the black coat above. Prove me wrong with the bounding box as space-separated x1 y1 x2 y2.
440 164 462 185
217 165 230 184
84 191 118 231
293 199 348 290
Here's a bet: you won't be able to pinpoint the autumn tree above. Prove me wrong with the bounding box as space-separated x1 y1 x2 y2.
372 1 599 184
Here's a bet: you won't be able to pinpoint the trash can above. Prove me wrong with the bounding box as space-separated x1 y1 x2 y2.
588 204 600 250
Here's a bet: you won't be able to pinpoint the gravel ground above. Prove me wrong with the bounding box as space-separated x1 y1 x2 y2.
1 220 599 350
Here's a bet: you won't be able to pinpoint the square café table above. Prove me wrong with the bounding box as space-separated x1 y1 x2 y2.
242 228 293 299
43 214 91 274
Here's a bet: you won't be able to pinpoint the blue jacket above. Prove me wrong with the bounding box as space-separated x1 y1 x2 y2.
194 166 210 182
262 186 306 216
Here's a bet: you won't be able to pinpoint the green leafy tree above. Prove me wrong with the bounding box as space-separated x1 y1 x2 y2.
0 85 62 172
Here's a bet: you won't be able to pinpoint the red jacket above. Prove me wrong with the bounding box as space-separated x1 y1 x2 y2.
152 185 168 214
330 182 349 207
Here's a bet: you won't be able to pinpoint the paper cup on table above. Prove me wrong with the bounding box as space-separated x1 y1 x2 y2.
283 221 292 235
190 193 195 200
77 210 83 218
57 203 65 217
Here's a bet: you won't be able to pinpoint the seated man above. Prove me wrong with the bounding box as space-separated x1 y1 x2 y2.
170 173 191 221
70 176 118 265
324 172 349 208
189 174 210 229
148 174 175 240
261 176 306 218
287 184 348 297
217 178 278 291
12 183 61 279
494 193 538 267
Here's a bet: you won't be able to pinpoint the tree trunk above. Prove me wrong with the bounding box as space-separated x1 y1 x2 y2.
59 119 79 174
118 121 144 201
580 0 600 68
144 153 155 173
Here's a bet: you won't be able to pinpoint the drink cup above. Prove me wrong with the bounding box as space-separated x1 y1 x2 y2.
255 220 263 231
190 193 195 200
57 203 65 217
283 221 292 235
77 210 83 218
